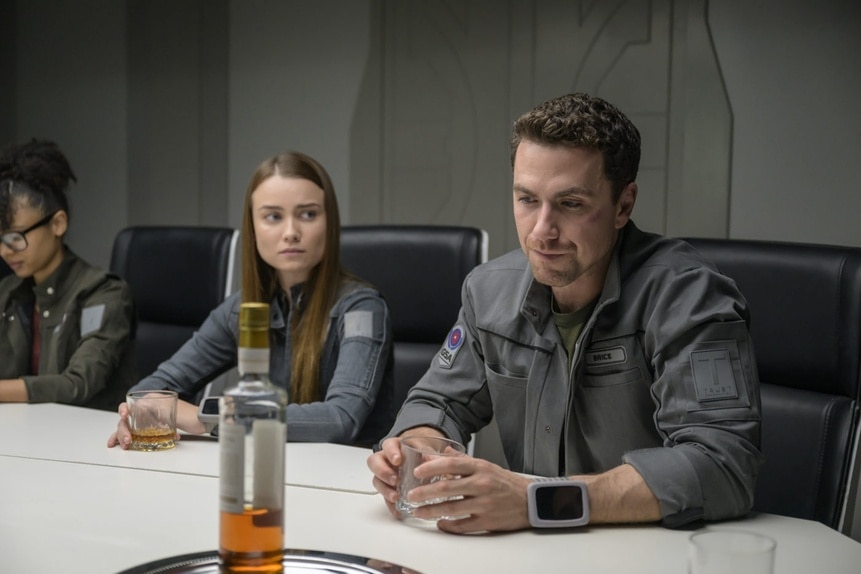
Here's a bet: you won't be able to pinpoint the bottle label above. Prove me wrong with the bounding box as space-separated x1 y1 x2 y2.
253 419 286 509
238 348 269 375
219 422 246 514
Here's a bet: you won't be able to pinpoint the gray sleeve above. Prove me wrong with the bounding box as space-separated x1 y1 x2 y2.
624 268 762 525
129 293 239 400
387 275 494 446
285 290 393 443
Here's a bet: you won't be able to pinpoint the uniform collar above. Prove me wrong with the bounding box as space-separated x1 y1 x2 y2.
595 224 627 310
269 282 306 329
521 274 553 332
32 246 75 302
8 246 76 304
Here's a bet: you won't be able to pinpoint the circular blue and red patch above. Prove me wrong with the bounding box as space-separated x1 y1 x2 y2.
447 326 464 350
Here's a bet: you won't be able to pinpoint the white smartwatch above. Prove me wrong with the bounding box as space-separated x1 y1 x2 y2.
526 477 590 528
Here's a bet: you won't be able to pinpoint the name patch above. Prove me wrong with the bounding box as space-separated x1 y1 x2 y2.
438 325 465 369
691 349 739 401
584 346 627 366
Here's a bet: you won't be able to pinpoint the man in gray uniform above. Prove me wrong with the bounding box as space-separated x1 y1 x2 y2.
367 92 762 532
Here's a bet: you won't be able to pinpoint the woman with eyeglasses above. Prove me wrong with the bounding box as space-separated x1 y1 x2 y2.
0 139 135 409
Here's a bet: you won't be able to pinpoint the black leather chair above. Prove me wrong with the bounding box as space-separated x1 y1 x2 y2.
684 237 861 531
110 226 239 386
340 225 488 419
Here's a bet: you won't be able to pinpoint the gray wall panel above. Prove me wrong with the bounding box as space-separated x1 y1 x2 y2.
709 1 861 246
15 0 128 267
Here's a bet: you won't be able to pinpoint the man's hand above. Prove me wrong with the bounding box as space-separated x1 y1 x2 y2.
367 427 447 515
367 427 533 534
411 455 533 533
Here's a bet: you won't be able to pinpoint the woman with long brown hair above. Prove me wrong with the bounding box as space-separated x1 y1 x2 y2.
109 151 394 446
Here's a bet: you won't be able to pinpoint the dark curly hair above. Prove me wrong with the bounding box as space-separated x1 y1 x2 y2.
510 92 641 202
0 139 77 230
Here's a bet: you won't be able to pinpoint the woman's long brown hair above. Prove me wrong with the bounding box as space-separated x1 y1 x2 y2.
240 151 345 404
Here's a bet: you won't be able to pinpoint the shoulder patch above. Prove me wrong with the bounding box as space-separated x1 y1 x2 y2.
343 310 374 339
691 349 739 401
438 325 465 369
80 304 105 337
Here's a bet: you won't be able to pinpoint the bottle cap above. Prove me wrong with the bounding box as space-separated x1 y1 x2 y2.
239 302 269 330
239 302 269 349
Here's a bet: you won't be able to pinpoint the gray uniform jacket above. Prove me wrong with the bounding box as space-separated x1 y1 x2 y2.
389 221 762 525
0 248 136 410
130 280 394 445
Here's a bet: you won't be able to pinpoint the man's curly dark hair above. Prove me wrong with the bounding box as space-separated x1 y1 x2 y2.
510 93 641 202
0 138 76 230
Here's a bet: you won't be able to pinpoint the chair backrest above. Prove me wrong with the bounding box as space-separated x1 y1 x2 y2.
340 225 488 418
110 225 239 381
684 237 861 531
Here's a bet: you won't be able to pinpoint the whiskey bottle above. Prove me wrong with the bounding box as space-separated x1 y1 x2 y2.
219 302 288 572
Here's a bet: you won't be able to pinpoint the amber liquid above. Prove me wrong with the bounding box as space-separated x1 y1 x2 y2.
129 426 175 451
219 507 283 573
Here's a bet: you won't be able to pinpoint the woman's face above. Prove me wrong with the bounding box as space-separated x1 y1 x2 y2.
251 175 327 291
0 202 66 284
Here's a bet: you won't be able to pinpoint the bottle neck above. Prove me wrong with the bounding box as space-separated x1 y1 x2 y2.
237 346 270 376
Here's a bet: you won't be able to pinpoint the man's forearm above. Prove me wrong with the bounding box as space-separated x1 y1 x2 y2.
574 463 661 524
398 426 447 440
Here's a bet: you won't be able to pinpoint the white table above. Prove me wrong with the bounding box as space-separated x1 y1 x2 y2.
0 403 375 494
2 403 861 573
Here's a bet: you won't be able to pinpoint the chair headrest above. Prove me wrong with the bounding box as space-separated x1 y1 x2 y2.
341 225 485 343
684 237 861 400
110 226 238 327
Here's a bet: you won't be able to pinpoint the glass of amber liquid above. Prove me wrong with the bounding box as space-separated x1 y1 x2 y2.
126 390 178 451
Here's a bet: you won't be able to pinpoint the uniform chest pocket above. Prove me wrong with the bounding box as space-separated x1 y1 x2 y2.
581 366 644 388
485 363 528 390
581 335 650 388
484 364 528 456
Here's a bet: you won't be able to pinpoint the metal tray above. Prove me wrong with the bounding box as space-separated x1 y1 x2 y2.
116 549 418 574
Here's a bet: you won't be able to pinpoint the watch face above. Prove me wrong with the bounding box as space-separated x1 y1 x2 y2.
201 397 220 416
535 484 585 520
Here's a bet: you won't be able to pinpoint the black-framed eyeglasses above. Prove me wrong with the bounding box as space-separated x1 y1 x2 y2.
0 210 59 253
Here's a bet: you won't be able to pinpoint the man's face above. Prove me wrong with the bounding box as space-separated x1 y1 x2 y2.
512 140 635 307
